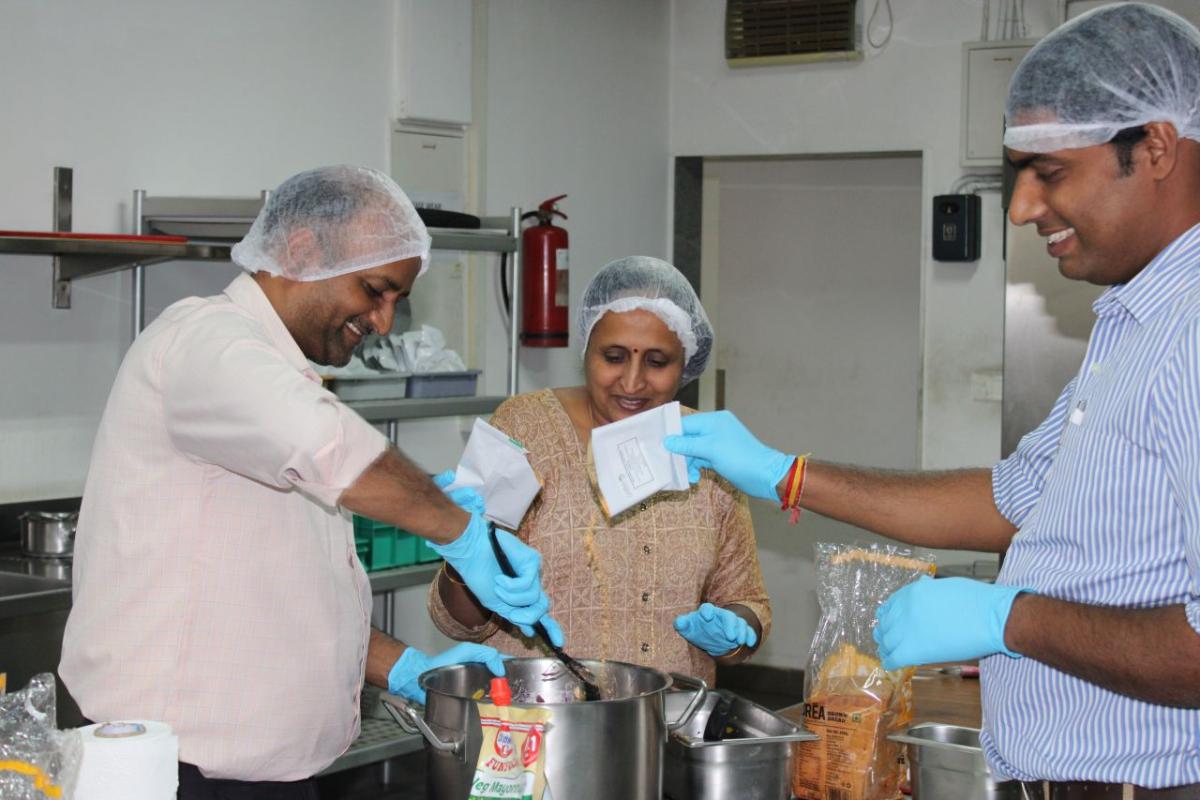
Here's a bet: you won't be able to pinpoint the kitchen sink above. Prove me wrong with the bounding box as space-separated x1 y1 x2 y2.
0 572 69 598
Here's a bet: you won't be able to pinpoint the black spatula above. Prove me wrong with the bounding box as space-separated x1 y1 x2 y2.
487 525 603 701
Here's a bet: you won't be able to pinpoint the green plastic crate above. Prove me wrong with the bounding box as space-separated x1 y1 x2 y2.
415 536 442 563
353 515 406 571
354 516 439 570
392 530 419 568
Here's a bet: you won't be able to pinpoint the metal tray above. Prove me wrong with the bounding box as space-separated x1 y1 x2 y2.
667 689 818 747
664 690 816 800
326 374 409 402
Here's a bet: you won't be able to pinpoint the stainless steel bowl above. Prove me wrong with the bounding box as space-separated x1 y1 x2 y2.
889 724 1022 799
19 511 78 558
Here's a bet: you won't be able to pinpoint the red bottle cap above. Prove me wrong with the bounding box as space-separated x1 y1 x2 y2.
489 677 512 706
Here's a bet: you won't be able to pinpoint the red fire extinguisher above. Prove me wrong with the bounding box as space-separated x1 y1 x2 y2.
520 195 569 347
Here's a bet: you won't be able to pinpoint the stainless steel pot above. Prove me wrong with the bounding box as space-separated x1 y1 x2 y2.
19 511 77 558
383 657 707 800
889 724 1022 799
663 689 818 800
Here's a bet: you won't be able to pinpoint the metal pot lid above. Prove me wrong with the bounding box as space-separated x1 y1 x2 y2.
20 510 79 522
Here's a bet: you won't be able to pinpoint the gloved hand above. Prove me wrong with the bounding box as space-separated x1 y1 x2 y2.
663 411 795 501
433 469 485 515
873 576 1029 671
673 602 758 657
388 643 507 704
429 514 565 648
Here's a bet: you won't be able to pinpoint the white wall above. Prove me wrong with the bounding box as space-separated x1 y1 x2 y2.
0 0 672 503
0 0 397 502
668 0 1065 667
670 0 1062 472
475 0 672 395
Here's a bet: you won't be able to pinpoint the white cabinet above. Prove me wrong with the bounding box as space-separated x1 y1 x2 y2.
390 124 466 210
961 39 1037 167
393 0 472 126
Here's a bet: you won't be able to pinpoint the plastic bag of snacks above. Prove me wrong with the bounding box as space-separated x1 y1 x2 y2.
471 678 552 800
793 543 935 800
0 673 82 800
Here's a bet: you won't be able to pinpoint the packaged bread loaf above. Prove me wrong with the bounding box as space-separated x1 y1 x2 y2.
793 543 934 800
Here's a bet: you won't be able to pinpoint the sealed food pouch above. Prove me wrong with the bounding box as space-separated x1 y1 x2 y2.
471 681 553 800
0 673 82 800
586 401 689 518
793 543 935 800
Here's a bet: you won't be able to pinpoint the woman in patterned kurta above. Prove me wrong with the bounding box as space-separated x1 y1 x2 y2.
428 257 770 686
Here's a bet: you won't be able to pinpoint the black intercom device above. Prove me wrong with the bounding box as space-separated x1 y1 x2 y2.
932 194 981 261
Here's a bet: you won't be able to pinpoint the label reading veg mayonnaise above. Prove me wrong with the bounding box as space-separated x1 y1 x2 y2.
470 701 552 800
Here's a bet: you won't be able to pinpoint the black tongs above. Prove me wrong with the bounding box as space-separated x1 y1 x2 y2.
487 525 602 701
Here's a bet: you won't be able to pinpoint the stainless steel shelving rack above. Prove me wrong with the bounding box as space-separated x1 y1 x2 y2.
0 167 525 411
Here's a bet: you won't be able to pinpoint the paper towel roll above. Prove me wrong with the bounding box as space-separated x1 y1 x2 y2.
74 721 178 800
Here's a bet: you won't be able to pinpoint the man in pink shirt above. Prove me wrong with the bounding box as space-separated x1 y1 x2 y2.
60 166 562 799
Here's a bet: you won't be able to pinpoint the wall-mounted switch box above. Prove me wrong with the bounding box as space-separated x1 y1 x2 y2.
933 194 981 262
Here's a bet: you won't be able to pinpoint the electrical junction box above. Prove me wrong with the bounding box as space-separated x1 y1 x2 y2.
933 194 981 262
961 39 1037 167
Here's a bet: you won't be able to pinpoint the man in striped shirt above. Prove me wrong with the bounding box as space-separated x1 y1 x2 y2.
666 5 1200 795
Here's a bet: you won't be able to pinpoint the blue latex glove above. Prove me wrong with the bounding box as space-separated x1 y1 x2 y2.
662 411 795 501
874 576 1029 671
433 469 485 515
429 514 565 648
388 643 507 704
673 602 758 657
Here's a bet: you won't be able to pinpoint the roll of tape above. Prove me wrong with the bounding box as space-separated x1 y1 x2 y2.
74 720 177 800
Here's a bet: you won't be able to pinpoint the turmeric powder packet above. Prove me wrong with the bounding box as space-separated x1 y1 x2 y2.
470 702 552 800
793 543 934 800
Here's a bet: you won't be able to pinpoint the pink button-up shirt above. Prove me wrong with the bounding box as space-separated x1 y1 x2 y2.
60 274 388 781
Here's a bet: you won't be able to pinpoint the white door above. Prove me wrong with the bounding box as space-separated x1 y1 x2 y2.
703 155 923 667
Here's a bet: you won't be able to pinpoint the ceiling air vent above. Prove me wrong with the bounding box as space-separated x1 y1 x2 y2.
726 0 862 67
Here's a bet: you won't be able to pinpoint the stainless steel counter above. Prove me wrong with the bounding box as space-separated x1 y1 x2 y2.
0 548 439 618
0 548 72 619
321 685 423 776
0 548 439 761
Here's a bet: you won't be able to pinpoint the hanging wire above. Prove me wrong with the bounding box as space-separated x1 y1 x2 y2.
867 0 893 49
982 0 991 40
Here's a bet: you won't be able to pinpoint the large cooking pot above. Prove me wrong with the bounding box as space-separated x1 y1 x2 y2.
383 657 706 800
19 511 78 558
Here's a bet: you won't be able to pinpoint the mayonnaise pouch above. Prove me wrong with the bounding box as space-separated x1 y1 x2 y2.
589 401 689 518
471 702 552 800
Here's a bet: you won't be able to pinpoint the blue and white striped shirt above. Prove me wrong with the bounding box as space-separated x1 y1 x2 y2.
982 224 1200 787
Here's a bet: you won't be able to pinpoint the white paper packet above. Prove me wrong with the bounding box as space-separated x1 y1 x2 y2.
446 418 542 530
590 401 689 518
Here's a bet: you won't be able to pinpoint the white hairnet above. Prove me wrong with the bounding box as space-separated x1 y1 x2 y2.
1004 3 1200 154
231 165 431 282
579 256 713 385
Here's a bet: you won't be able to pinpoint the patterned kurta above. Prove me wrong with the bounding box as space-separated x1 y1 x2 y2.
428 388 771 685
